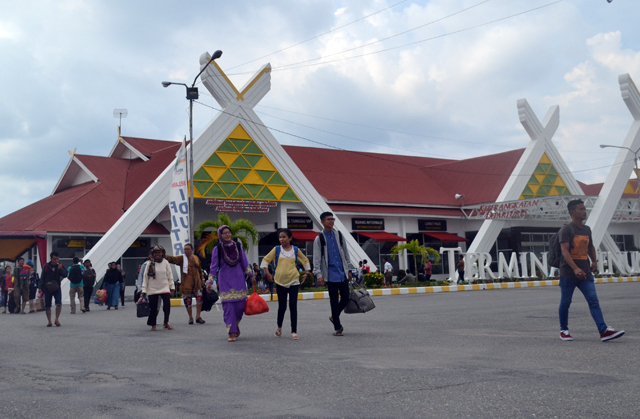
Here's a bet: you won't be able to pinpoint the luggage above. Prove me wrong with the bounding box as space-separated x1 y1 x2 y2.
34 297 45 312
344 281 375 314
8 292 16 313
244 286 269 316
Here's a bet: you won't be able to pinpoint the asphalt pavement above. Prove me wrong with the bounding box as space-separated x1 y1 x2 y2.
1 282 638 419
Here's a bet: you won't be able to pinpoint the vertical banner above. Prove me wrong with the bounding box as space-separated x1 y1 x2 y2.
169 138 190 256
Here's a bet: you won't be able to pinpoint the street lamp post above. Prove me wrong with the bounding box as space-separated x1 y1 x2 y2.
162 50 223 244
600 144 640 205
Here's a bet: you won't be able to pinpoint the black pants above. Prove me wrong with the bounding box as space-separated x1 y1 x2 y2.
276 284 299 333
83 286 93 310
327 280 350 331
147 293 171 326
457 270 465 283
1 290 7 308
120 285 125 306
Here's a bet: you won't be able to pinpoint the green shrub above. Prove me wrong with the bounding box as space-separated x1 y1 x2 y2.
364 272 384 288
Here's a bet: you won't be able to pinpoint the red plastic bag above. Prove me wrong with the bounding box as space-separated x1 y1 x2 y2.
96 289 108 304
244 286 269 316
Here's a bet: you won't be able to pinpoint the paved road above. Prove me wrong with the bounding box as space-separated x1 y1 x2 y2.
1 283 638 418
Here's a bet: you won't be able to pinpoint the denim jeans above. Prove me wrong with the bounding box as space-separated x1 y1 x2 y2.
559 275 607 334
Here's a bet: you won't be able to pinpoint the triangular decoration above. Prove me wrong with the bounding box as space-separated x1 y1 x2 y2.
519 153 569 199
193 123 300 202
204 184 226 198
229 138 250 152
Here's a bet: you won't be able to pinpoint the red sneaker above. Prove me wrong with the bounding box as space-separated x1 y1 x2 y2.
560 330 573 341
600 327 625 342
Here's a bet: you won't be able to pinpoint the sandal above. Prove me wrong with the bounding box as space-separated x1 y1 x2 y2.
333 331 343 336
292 333 299 340
228 334 236 342
55 320 61 327
150 326 157 331
46 323 52 327
189 319 194 325
275 328 282 337
163 323 174 330
196 317 205 324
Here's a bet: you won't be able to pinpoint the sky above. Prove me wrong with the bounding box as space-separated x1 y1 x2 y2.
1 0 639 218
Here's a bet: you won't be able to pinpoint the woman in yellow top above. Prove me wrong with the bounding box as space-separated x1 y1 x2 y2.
261 228 311 340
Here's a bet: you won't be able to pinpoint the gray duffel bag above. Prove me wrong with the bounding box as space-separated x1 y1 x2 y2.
344 281 375 314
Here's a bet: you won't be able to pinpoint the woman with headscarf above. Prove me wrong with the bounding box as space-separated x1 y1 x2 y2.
208 225 255 342
141 245 175 331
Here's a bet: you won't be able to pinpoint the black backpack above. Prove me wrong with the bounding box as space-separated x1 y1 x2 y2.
68 265 83 284
547 224 569 269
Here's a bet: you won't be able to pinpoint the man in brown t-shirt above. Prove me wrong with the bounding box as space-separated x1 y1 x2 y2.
558 199 624 342
165 243 204 325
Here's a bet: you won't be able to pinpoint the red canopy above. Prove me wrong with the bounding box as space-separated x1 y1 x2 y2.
421 232 469 242
291 231 319 242
357 232 407 242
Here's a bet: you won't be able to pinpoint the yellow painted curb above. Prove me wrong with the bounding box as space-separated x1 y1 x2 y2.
170 298 182 307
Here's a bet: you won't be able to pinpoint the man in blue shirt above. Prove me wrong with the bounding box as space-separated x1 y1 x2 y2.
313 211 351 336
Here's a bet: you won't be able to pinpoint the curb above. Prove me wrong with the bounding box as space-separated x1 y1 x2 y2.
259 276 640 301
166 277 639 305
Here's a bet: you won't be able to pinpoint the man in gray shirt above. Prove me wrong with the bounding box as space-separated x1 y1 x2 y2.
558 199 624 342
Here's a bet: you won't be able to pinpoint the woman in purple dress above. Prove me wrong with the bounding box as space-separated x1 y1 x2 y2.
208 225 255 342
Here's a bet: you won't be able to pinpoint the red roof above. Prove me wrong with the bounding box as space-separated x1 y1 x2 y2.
283 146 524 206
421 232 469 242
0 140 178 235
0 136 620 237
330 204 462 216
357 232 407 242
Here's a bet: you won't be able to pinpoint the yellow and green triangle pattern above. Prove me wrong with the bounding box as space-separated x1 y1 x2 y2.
623 169 639 195
191 124 300 202
520 153 572 200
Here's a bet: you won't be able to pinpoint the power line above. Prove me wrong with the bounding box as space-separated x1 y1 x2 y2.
193 99 630 179
226 0 409 71
224 0 563 76
274 0 491 71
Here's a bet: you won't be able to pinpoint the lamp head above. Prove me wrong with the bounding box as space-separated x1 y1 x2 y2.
599 144 607 149
211 50 223 60
455 194 464 200
161 81 172 88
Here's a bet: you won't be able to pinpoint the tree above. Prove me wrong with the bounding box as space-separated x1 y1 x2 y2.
390 240 440 277
195 213 259 257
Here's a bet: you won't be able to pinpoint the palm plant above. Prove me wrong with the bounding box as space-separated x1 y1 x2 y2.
195 213 259 257
390 239 440 276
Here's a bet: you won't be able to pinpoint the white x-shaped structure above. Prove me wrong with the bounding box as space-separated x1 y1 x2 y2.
468 99 584 253
587 74 640 252
82 52 370 289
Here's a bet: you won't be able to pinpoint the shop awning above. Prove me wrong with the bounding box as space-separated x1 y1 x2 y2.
291 231 319 242
422 232 469 242
358 232 407 242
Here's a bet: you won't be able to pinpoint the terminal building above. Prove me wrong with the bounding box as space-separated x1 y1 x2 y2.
1 53 639 286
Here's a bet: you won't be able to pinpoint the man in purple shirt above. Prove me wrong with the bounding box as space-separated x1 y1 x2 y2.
313 211 351 336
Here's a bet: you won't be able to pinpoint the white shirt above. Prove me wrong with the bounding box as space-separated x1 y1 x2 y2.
384 261 393 273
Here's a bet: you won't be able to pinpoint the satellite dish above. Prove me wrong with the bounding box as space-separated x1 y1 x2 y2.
113 109 128 118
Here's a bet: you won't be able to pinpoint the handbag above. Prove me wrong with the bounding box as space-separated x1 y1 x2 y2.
136 296 150 318
201 286 219 312
344 281 375 314
45 280 59 294
244 286 269 316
